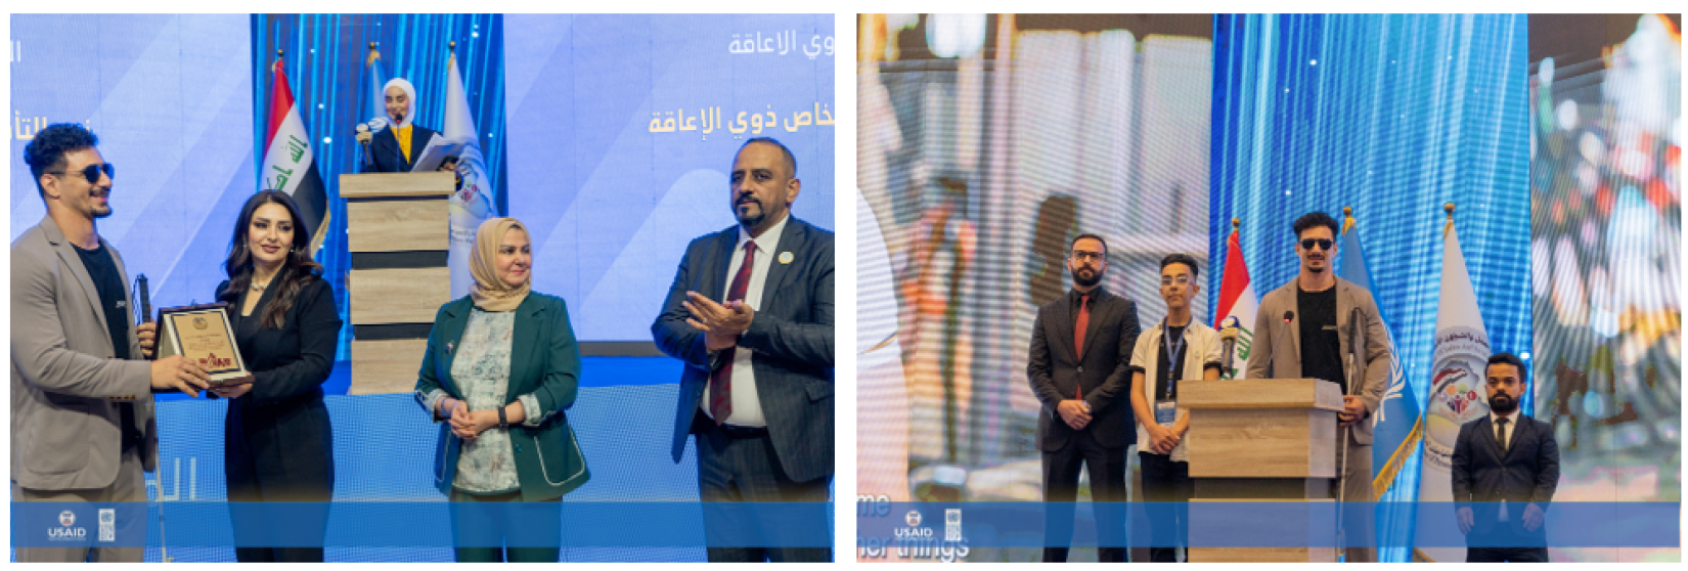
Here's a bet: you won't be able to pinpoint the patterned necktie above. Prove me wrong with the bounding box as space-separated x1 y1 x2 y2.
1496 417 1509 454
709 241 756 424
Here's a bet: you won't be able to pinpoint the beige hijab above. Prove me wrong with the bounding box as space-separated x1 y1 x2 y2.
469 218 531 312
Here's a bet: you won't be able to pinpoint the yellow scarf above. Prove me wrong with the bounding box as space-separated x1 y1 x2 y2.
395 124 413 163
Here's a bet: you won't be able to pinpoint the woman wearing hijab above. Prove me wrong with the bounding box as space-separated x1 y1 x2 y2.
414 218 590 562
358 77 455 174
142 190 341 562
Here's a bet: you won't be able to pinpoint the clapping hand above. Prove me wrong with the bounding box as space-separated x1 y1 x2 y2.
683 292 755 351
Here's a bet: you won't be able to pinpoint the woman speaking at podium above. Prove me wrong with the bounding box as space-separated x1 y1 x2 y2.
414 218 591 562
143 190 342 562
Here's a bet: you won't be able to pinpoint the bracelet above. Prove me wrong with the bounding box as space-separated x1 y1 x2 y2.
497 406 508 429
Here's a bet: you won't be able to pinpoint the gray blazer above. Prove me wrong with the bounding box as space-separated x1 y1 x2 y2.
1245 277 1392 444
11 216 157 490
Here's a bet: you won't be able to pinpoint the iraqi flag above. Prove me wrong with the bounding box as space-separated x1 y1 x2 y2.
442 51 496 298
1413 207 1492 563
1213 223 1259 379
261 55 330 255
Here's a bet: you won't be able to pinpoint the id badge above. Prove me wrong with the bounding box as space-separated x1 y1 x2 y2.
1155 400 1178 425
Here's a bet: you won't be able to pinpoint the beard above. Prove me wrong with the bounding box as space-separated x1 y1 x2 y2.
1073 267 1102 288
1488 393 1519 414
89 191 113 219
734 197 765 227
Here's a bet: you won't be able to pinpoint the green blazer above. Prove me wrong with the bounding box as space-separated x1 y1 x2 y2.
413 293 590 500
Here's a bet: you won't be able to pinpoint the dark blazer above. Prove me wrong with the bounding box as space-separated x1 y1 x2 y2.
364 124 439 174
1027 287 1140 451
414 293 590 501
653 216 835 484
217 274 340 501
1451 414 1560 536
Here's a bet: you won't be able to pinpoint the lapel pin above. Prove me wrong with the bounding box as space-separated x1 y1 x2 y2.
446 342 454 353
778 251 794 265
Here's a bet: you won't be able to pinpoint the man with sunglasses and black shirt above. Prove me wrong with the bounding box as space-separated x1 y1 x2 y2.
1245 211 1392 563
12 123 213 562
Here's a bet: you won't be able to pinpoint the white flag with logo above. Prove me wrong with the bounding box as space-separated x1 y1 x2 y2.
441 53 496 298
1413 218 1491 563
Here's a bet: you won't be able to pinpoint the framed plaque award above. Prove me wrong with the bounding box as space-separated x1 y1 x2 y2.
155 303 249 384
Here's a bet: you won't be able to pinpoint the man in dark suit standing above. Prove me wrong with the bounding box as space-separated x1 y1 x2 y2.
1027 233 1140 562
653 137 834 562
1452 352 1559 563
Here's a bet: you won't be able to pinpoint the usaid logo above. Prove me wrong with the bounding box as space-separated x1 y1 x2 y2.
895 510 933 539
48 510 87 541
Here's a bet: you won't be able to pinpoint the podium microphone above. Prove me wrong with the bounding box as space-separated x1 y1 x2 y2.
356 123 374 170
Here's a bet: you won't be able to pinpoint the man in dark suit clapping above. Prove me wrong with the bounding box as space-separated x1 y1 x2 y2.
1027 233 1140 562
653 137 833 562
1452 352 1560 563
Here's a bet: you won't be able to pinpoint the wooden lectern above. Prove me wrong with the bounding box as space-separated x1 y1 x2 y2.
339 172 455 395
1178 379 1344 562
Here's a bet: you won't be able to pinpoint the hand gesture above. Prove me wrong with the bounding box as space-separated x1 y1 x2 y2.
211 381 253 399
1456 506 1474 535
150 355 210 397
138 322 157 358
449 402 479 440
1057 400 1091 430
1522 503 1546 532
684 292 755 351
1339 395 1365 426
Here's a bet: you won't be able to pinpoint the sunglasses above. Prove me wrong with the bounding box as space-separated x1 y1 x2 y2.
49 163 115 184
1300 238 1334 251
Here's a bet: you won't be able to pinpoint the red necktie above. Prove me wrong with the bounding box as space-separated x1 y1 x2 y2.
709 241 756 424
1074 294 1091 360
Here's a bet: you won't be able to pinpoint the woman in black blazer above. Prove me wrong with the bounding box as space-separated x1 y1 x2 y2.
161 190 341 562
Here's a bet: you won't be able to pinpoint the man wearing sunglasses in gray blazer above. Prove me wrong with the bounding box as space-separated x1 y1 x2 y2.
12 124 213 562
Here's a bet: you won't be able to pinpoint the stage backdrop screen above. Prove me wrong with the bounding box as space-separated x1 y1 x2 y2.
856 15 1213 562
504 14 837 342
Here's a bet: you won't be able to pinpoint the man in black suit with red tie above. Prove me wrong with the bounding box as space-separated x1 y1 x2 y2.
1452 352 1559 563
1027 233 1140 562
653 137 834 562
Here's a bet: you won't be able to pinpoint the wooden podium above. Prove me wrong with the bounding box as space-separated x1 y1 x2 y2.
1178 379 1344 562
339 172 455 395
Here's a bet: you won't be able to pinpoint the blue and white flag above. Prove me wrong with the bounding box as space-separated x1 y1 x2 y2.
442 52 497 298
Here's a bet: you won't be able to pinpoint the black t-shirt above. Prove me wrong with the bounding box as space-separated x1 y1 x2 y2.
1154 325 1188 401
73 242 140 450
1298 285 1347 394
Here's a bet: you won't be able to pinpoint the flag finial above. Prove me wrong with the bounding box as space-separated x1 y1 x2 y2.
449 41 456 53
1231 217 1240 230
368 42 376 50
1444 202 1455 220
1343 205 1353 217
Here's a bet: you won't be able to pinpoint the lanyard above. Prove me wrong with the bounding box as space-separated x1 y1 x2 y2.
1162 319 1185 400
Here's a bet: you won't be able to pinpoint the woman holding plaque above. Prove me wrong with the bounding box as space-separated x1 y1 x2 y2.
145 190 342 562
415 217 590 563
